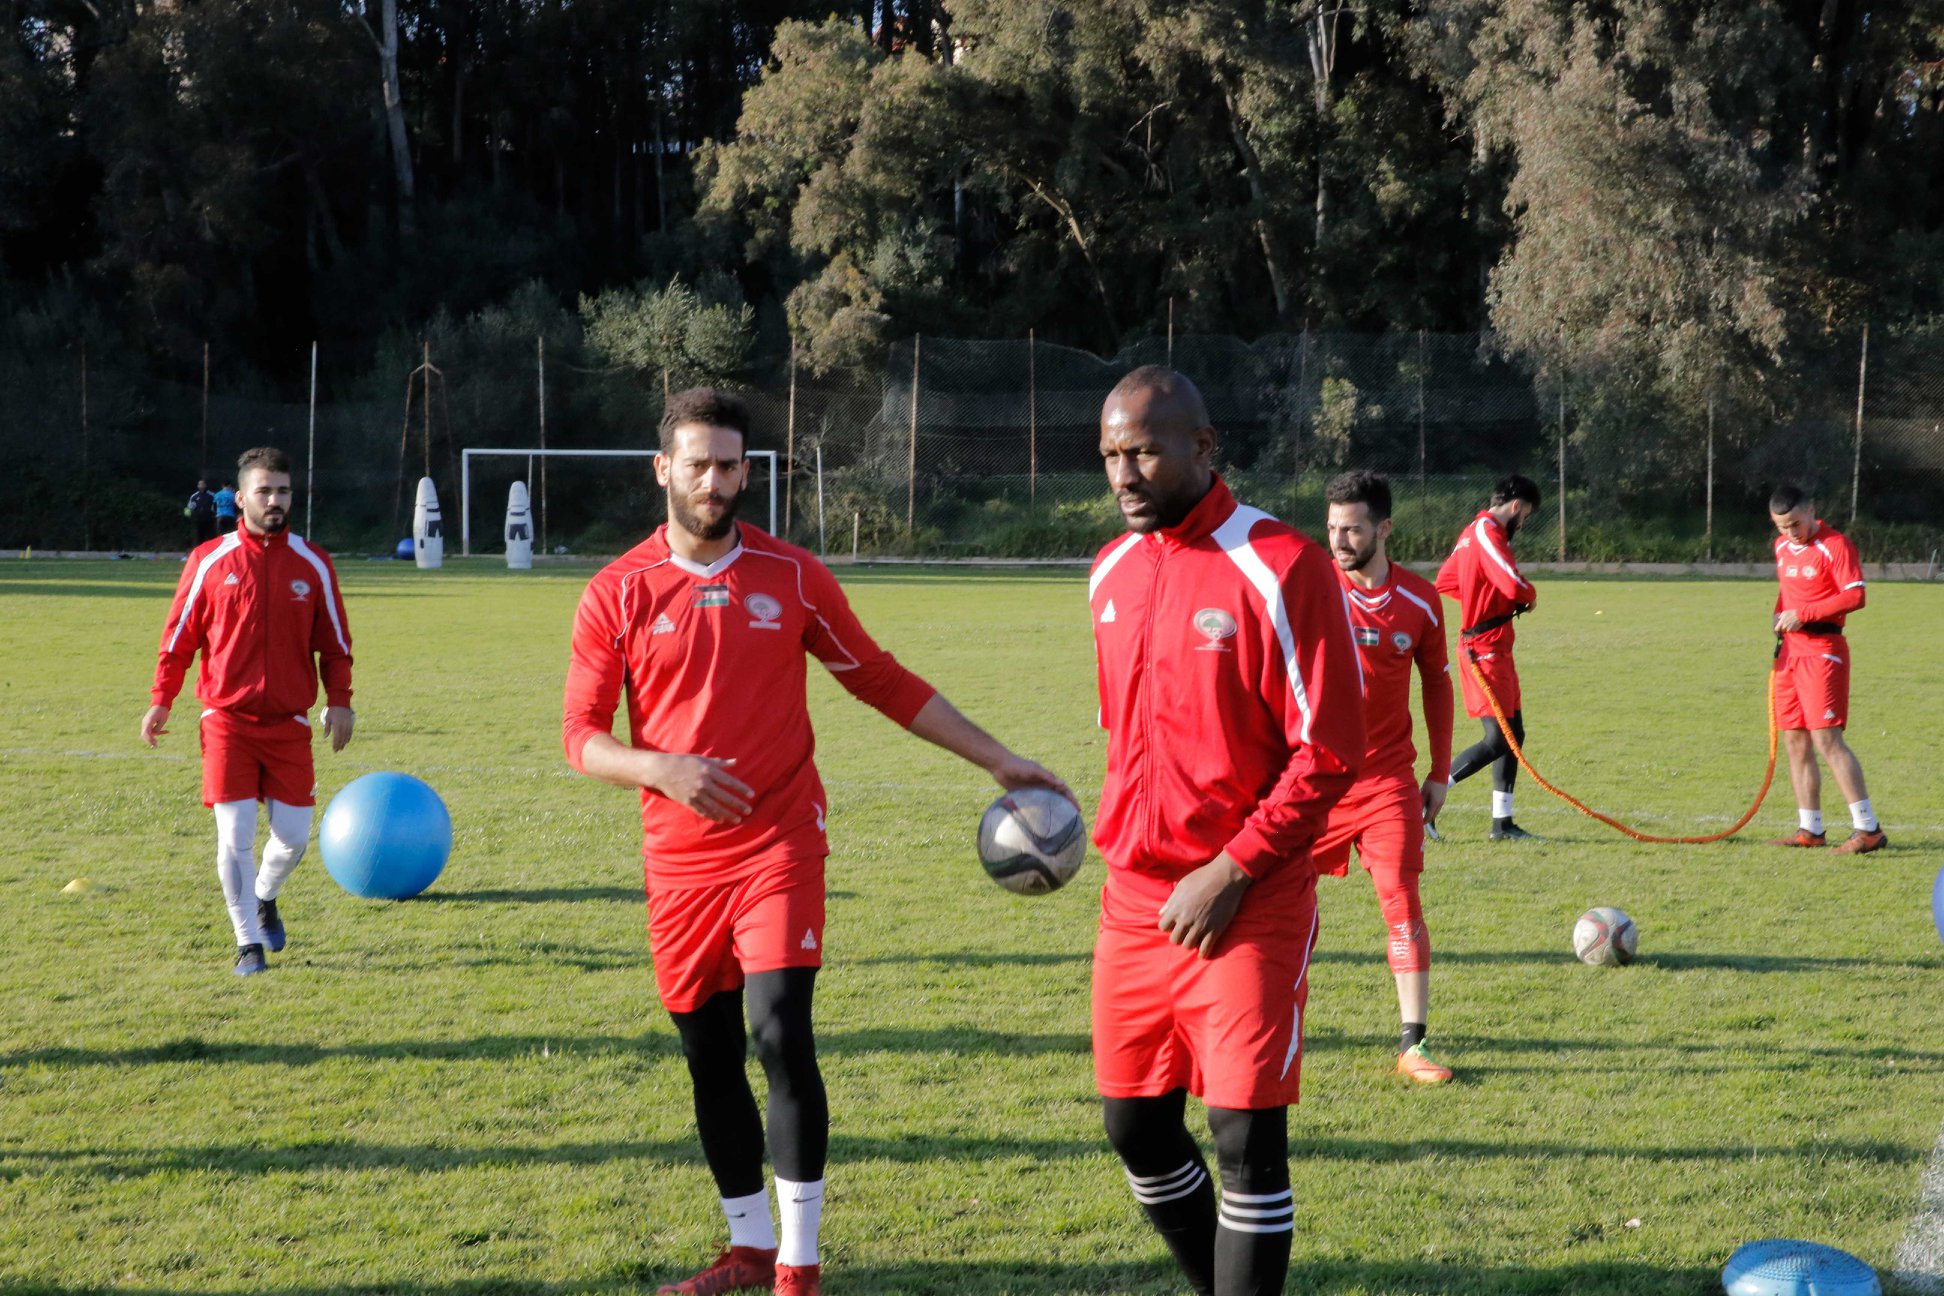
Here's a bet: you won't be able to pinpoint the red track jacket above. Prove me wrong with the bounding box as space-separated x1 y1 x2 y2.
1435 509 1536 653
152 528 354 719
1088 478 1365 884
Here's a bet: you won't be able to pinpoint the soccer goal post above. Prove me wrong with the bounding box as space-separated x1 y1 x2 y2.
460 448 778 557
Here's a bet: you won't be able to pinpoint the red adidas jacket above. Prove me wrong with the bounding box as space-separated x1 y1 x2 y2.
152 528 354 719
1435 509 1536 653
1088 478 1365 883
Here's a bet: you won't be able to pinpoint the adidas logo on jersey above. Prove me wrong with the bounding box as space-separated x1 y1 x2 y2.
650 613 676 636
1824 708 1836 720
1100 599 1116 623
800 928 818 951
224 573 240 585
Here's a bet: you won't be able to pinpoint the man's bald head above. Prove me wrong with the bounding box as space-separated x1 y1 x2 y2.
1099 366 1217 534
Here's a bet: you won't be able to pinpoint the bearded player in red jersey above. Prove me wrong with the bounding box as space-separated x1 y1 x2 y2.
562 388 1068 1296
140 447 355 977
1436 474 1541 840
1089 367 1364 1296
1319 471 1456 1084
1765 485 1887 854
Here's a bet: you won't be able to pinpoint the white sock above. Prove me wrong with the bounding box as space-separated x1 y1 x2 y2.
1799 807 1824 835
212 801 265 947
720 1189 775 1251
256 800 313 900
775 1176 824 1267
1491 791 1514 820
1848 800 1877 833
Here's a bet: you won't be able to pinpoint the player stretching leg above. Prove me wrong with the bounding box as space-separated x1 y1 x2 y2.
1437 475 1541 841
1321 472 1456 1084
1090 369 1365 1296
562 389 1069 1296
140 447 356 976
1765 486 1887 854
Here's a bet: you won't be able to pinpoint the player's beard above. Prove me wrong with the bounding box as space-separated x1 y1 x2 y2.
670 482 742 541
248 506 288 534
1333 535 1378 572
1502 512 1521 540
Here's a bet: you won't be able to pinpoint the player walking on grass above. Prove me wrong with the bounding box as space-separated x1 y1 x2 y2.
1320 471 1456 1085
140 447 355 977
1089 367 1364 1296
562 388 1067 1296
1765 486 1887 854
1436 475 1541 840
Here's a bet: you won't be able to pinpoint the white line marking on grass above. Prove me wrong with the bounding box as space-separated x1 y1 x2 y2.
1895 1119 1944 1294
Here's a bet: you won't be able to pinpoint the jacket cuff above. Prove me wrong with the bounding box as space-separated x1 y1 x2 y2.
325 690 353 709
1222 826 1282 879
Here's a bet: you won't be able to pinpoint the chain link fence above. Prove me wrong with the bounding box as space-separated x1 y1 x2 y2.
5 327 1941 565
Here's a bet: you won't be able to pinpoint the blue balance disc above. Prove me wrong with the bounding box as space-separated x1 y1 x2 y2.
1722 1239 1880 1296
319 772 452 900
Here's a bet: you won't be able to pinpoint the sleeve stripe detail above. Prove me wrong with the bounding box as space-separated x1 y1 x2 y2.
165 534 243 652
1472 518 1529 589
1394 583 1439 626
1210 505 1313 744
1842 580 1865 590
1089 531 1145 600
288 536 349 655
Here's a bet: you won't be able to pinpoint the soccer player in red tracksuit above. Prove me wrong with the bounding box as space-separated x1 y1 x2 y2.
1318 471 1456 1085
1089 367 1364 1296
1765 485 1887 854
1436 474 1541 841
561 388 1068 1296
140 447 355 977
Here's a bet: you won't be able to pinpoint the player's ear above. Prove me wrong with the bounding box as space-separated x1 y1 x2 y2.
653 453 670 488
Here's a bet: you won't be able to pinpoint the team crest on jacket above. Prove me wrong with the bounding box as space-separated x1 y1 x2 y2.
1391 631 1413 655
745 592 782 629
1194 608 1237 652
289 579 311 600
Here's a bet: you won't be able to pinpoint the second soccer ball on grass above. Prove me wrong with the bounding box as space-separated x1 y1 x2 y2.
1573 906 1639 966
977 788 1087 895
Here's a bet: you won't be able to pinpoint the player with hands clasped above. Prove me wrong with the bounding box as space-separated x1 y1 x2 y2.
1765 485 1886 854
561 388 1067 1296
141 446 354 977
1087 367 1364 1296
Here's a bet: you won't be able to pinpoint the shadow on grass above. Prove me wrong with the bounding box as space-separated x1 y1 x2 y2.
0 1257 1747 1294
1308 948 1902 972
846 951 1089 968
421 886 642 905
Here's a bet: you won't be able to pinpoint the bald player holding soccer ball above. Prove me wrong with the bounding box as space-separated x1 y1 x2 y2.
562 387 1068 1296
1088 367 1364 1296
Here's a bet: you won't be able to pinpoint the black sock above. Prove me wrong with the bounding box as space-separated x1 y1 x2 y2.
1401 1022 1427 1052
1209 1106 1293 1296
1105 1093 1217 1296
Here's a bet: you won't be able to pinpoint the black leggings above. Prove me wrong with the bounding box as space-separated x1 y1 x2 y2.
668 967 827 1197
1450 709 1525 795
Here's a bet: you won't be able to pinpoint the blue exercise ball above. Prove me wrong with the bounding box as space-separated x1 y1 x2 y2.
394 537 416 560
319 772 452 899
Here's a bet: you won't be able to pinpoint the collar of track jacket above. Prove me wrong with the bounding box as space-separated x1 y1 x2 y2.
1148 474 1237 548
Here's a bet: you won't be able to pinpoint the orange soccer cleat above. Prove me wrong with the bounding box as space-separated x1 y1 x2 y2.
656 1247 777 1296
1829 828 1888 855
1395 1042 1453 1085
1768 828 1827 848
774 1263 821 1296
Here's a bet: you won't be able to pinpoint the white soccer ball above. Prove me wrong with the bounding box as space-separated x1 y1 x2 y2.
977 788 1087 895
1573 906 1639 966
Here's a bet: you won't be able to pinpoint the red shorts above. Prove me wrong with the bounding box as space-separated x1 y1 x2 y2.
1457 647 1520 719
1775 636 1849 731
1313 771 1424 879
1092 864 1318 1110
646 855 826 1013
199 711 316 807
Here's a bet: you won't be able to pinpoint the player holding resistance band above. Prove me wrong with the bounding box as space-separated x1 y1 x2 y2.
1436 475 1541 840
1321 471 1456 1083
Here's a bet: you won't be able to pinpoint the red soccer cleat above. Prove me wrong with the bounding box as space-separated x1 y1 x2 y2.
1768 828 1826 848
774 1263 821 1296
1829 828 1888 855
656 1247 777 1296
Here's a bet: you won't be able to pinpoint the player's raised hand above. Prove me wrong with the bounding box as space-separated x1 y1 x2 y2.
139 704 170 747
649 754 755 824
989 753 1075 806
322 706 356 752
1159 854 1253 958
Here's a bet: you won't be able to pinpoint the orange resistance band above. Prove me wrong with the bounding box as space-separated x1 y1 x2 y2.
1459 651 1780 844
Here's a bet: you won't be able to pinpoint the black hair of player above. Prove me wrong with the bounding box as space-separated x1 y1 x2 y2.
1490 474 1542 509
237 447 290 478
1325 470 1392 522
660 387 750 456
1768 484 1809 514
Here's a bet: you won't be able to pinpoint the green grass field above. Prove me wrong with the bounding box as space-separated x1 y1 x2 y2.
2 558 1940 1296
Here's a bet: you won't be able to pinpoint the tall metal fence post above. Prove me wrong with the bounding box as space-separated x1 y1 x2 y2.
785 341 797 539
80 341 90 551
537 335 548 557
1556 381 1567 562
1705 396 1715 561
907 335 920 536
306 341 317 539
1295 329 1310 478
1028 328 1037 504
1851 322 1868 527
816 444 826 559
1416 328 1427 491
201 341 210 475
